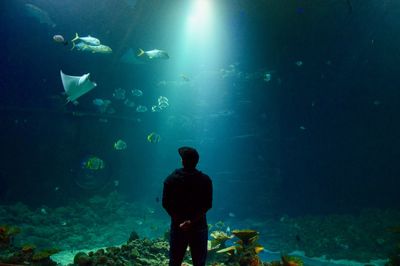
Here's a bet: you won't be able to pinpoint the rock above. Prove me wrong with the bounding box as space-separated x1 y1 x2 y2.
73 251 92 266
128 231 140 242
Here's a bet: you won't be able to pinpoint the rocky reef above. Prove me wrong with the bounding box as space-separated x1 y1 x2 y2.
68 229 302 266
0 192 399 265
0 224 59 265
385 226 400 266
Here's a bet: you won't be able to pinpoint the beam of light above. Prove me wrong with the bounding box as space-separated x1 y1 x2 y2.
185 0 214 41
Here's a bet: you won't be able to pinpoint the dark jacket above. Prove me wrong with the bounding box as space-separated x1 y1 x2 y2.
162 168 212 228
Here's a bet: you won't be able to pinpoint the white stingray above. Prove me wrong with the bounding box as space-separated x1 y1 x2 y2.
60 70 97 103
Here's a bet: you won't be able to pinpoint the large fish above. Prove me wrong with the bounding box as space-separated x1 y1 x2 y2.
71 33 100 46
137 49 169 60
24 3 56 28
72 42 112 54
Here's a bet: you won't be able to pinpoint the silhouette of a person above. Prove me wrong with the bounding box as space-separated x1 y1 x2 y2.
162 147 213 266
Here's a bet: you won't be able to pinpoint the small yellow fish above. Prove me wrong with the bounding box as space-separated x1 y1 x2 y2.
147 132 161 143
254 246 264 254
82 156 105 170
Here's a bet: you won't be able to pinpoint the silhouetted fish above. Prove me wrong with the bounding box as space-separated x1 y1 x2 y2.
24 3 56 28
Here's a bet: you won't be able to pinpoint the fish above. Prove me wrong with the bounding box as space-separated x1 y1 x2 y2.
71 33 100 46
136 105 148 113
93 98 112 113
254 246 264 254
264 72 272 82
151 105 161 112
72 42 112 54
131 89 143 97
53 35 68 46
92 98 106 106
158 96 169 109
60 70 97 104
147 132 161 143
113 88 126 100
24 4 56 28
114 139 127 150
137 48 169 60
295 60 303 67
124 98 135 107
81 156 105 170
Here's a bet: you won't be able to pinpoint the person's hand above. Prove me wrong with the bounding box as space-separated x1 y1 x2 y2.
179 220 192 231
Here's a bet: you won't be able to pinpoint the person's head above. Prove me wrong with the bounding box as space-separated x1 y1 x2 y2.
178 146 199 169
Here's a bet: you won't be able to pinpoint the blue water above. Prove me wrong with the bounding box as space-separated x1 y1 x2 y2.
1 0 400 263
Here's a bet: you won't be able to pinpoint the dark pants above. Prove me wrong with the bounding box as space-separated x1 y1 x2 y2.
169 225 208 266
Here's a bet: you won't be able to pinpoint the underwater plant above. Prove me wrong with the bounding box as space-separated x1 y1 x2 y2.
281 255 304 266
385 227 400 266
32 248 59 262
216 229 264 266
210 230 233 249
0 225 21 248
21 243 36 253
0 226 59 265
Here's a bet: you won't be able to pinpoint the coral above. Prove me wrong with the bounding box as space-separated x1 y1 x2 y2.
231 229 259 246
74 251 92 265
385 225 400 266
210 230 233 249
386 254 400 266
265 261 283 266
128 230 140 242
69 237 172 266
130 247 140 258
217 245 241 256
0 225 21 248
387 226 400 234
32 248 59 261
386 244 400 264
214 229 263 266
281 255 304 266
0 225 58 266
21 243 36 253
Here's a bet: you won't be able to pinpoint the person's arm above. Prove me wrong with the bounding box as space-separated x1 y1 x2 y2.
162 180 174 217
187 177 213 224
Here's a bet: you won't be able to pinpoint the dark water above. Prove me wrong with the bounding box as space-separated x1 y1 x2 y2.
1 0 400 262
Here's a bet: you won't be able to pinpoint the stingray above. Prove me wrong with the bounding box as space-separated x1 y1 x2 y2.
60 70 97 103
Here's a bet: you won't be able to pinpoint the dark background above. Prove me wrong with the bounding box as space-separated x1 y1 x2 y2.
0 0 399 217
